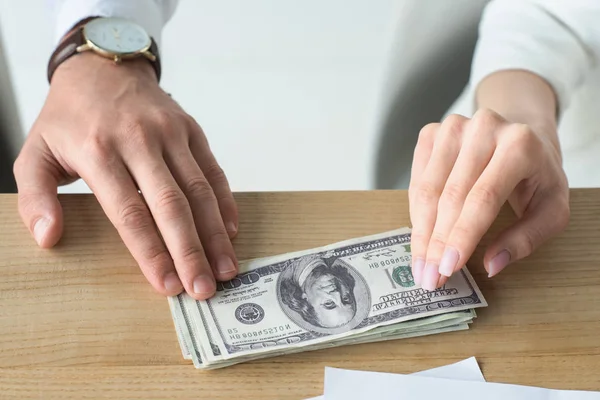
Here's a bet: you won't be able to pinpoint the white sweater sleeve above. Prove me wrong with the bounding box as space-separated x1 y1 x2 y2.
47 0 179 48
470 0 600 116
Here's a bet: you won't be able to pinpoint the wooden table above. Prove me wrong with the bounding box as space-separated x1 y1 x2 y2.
1 190 600 399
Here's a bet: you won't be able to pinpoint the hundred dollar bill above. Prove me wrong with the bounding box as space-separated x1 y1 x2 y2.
171 298 475 368
168 228 487 368
173 303 475 369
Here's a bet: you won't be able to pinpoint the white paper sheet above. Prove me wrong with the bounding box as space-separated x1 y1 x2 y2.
410 356 485 382
306 357 485 400
323 365 600 400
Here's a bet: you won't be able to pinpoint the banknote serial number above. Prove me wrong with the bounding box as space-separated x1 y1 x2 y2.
227 325 292 340
369 255 410 269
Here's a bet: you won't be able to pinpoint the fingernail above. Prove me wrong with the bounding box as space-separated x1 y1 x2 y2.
226 222 237 235
439 247 459 277
217 256 236 276
488 249 511 277
164 272 183 294
33 218 50 246
421 262 440 291
194 275 216 295
412 257 425 285
437 275 448 288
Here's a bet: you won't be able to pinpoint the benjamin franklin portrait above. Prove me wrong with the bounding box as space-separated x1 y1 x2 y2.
277 255 370 334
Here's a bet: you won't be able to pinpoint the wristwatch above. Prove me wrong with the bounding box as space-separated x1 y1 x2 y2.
47 17 161 83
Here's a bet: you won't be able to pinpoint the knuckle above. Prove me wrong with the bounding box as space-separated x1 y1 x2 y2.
184 176 215 201
418 123 439 142
511 124 540 151
152 109 173 129
509 123 534 140
409 230 427 246
138 249 173 282
184 114 202 131
142 246 172 268
205 229 231 246
154 186 188 216
469 185 501 210
440 182 466 207
416 123 438 152
522 226 544 255
190 124 209 146
473 108 503 129
82 133 112 164
203 163 229 187
415 181 441 205
408 237 427 258
428 230 447 249
117 200 152 231
441 114 466 139
177 245 206 264
504 125 541 169
151 109 189 143
448 223 470 245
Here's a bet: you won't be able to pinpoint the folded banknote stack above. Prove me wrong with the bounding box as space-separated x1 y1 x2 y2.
168 228 487 369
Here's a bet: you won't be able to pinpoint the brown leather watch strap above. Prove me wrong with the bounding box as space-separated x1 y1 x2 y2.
148 38 162 82
47 19 162 84
47 27 86 83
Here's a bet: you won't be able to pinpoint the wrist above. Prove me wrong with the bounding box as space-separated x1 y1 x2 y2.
52 50 157 86
47 17 161 84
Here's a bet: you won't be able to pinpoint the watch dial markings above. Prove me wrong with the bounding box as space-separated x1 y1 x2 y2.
87 18 149 53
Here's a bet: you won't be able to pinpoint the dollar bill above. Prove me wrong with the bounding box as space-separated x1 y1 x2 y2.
168 228 487 369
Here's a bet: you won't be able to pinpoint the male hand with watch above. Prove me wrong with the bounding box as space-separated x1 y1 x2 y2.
13 15 237 301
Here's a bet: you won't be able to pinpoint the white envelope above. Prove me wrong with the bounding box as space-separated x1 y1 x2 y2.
323 363 600 400
307 356 485 400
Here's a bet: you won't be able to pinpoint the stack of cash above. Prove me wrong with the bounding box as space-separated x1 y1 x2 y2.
168 228 487 369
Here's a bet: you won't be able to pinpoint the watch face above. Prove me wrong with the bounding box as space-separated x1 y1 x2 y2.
84 17 151 55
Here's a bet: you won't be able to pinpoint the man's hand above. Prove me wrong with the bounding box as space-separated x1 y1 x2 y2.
409 71 570 291
14 53 238 300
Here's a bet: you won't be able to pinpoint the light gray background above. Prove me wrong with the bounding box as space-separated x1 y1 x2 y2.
8 0 592 194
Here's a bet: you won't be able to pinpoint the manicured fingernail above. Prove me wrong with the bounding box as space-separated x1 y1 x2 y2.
164 272 183 293
194 275 216 295
226 222 237 235
488 249 511 277
33 218 50 245
437 275 448 288
439 247 459 277
412 257 425 285
217 256 236 275
421 262 440 291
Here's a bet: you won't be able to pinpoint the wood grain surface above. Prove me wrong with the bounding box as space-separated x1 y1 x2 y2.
1 190 600 399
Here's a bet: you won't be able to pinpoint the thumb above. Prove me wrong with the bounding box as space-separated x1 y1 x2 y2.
484 194 570 277
13 143 64 248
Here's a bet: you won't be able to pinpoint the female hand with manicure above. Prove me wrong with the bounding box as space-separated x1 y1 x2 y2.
408 70 570 291
14 52 239 301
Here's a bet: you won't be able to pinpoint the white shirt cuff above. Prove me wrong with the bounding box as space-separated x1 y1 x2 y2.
469 0 595 118
53 0 174 49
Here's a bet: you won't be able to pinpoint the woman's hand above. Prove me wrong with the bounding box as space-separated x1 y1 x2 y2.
14 52 238 300
409 70 570 292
